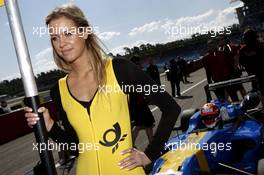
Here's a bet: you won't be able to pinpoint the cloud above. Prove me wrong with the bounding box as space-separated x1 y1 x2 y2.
0 47 56 81
0 73 21 81
98 32 120 41
129 21 162 36
128 5 241 41
173 9 214 26
111 45 128 55
33 47 57 74
35 47 52 60
211 7 239 27
111 40 150 55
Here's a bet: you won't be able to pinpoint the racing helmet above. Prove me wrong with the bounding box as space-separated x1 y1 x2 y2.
200 103 220 128
240 92 260 111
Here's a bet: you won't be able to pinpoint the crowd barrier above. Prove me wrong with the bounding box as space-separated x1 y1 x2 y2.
0 101 57 144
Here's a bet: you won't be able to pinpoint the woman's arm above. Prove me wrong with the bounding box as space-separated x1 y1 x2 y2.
113 58 181 161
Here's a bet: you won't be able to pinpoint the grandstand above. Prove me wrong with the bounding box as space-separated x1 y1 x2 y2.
233 0 264 31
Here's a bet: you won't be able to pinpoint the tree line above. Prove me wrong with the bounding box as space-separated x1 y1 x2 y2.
116 24 241 59
0 69 65 97
0 24 242 97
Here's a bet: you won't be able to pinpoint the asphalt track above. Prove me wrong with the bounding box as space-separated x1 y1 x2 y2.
0 68 214 175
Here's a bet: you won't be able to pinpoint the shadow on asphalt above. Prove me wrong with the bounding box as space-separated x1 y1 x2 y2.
176 95 193 99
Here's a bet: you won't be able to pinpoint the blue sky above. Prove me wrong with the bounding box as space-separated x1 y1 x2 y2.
0 0 242 81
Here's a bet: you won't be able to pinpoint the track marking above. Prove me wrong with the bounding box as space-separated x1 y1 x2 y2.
181 78 207 95
150 78 207 112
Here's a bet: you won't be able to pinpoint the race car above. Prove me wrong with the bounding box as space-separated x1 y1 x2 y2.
151 77 264 175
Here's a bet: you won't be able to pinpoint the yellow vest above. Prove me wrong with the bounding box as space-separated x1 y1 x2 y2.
58 59 145 175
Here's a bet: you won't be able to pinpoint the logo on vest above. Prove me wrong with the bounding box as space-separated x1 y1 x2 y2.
99 122 127 154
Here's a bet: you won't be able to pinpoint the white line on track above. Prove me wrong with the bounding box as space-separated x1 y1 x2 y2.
150 78 207 112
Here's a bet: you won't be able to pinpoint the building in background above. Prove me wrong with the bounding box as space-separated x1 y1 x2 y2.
233 0 264 31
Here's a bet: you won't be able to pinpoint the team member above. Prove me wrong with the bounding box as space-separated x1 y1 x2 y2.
239 29 264 104
24 4 181 175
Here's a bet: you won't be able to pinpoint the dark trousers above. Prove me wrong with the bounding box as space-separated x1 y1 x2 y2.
212 77 239 102
214 86 239 102
204 84 212 102
170 80 181 97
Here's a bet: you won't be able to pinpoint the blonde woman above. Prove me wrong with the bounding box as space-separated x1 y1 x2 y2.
25 4 181 175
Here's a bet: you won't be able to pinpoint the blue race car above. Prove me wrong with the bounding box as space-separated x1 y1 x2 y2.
151 79 264 175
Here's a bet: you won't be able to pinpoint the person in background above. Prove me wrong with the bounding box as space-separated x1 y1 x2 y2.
129 94 155 144
217 35 246 99
0 100 11 114
147 59 161 85
0 106 5 114
130 56 155 144
239 29 264 105
169 59 181 98
177 57 190 84
202 39 239 102
24 4 181 175
163 63 170 81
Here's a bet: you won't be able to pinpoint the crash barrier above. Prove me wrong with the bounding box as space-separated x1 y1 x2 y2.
0 101 57 144
6 90 51 111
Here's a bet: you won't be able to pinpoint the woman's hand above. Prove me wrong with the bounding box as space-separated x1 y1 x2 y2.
118 148 151 171
24 106 54 132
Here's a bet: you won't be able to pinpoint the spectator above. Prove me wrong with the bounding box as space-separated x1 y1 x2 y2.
217 35 246 99
239 29 264 104
0 107 4 115
147 59 161 85
129 94 155 144
0 100 11 114
202 39 238 102
177 57 190 83
130 56 155 144
163 63 170 81
169 59 181 97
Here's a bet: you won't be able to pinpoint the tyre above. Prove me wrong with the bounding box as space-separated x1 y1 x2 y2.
180 108 199 132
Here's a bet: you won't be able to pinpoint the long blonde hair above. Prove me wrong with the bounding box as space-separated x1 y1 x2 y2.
45 4 107 86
